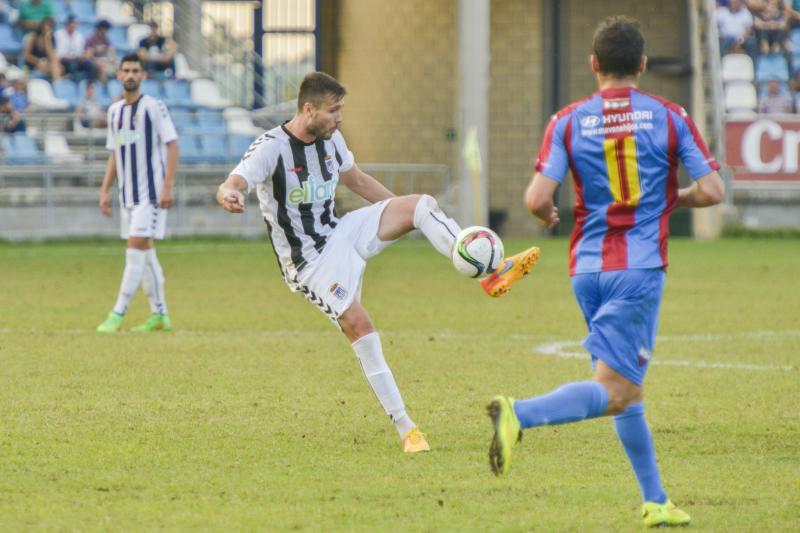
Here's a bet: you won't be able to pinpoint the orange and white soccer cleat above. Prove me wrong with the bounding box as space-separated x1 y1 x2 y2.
402 427 431 453
480 246 541 297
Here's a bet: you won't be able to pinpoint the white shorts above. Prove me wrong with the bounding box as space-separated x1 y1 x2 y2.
120 203 168 240
293 199 395 326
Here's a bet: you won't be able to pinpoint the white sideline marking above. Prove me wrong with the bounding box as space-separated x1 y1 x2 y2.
1 328 796 372
534 332 797 372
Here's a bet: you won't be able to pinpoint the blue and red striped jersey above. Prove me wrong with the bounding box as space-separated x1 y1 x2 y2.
535 87 720 275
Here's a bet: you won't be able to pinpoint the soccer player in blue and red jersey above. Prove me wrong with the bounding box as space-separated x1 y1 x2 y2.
486 16 725 527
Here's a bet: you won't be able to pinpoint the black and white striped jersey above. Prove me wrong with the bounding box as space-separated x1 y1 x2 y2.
106 95 178 208
231 124 354 282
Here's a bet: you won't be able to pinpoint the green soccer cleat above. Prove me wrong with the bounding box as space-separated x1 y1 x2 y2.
96 312 124 333
131 314 172 332
487 395 522 476
642 500 691 527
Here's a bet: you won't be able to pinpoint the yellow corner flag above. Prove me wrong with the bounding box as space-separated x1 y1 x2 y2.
462 126 483 224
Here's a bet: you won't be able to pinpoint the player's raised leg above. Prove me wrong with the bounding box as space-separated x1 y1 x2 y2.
96 236 150 333
338 301 429 453
380 194 538 296
133 247 172 332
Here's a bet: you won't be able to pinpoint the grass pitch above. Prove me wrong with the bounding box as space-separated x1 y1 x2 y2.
1 237 798 531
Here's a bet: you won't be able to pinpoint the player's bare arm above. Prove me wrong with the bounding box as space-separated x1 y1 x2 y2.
339 164 395 203
160 140 180 209
217 174 248 213
678 171 725 208
99 152 117 218
524 172 561 228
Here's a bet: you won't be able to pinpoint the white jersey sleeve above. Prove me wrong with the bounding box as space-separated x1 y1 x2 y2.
105 105 115 151
151 99 178 144
230 133 281 192
331 130 355 172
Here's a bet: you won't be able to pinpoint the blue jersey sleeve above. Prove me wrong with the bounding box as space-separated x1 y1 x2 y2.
535 114 571 183
671 108 720 180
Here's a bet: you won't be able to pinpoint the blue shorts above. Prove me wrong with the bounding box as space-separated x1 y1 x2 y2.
571 268 665 386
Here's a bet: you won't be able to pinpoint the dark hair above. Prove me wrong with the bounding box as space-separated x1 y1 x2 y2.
592 16 645 78
96 19 111 30
119 52 144 68
297 72 346 111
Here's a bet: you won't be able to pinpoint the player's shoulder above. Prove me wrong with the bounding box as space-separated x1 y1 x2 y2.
141 95 171 114
108 98 125 113
242 125 285 158
632 89 688 117
548 94 599 125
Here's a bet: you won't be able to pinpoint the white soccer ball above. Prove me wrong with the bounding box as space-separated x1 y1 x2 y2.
451 226 504 278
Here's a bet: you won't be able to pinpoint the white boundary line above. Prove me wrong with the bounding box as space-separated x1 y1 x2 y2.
1 328 795 372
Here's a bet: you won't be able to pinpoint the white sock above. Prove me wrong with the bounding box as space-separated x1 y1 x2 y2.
112 248 147 315
142 248 168 315
352 332 416 437
412 194 461 257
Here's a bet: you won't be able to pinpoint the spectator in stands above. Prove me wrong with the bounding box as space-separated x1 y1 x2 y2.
76 80 106 128
4 74 28 112
138 21 176 77
759 77 794 112
0 94 26 133
15 0 54 33
787 0 800 28
753 0 790 53
0 73 7 93
85 20 116 83
718 0 759 58
55 15 97 81
23 17 61 79
0 0 19 25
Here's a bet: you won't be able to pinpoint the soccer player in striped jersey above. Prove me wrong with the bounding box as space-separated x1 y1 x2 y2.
217 72 538 453
96 53 179 333
486 17 725 527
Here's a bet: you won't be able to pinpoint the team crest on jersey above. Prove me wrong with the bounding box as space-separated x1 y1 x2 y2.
329 283 348 300
324 154 335 173
637 347 652 366
603 98 630 110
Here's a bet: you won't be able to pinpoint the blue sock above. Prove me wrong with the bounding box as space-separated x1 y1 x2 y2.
613 403 667 504
513 381 609 429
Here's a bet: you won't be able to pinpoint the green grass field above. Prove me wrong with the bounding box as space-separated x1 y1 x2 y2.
1 237 798 531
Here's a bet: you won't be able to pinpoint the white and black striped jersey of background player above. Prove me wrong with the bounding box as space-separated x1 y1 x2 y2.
231 123 355 284
106 95 178 208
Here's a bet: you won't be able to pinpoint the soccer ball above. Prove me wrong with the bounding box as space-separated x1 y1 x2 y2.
451 226 504 278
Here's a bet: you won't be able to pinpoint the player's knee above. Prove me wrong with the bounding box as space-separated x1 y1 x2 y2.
602 383 642 415
412 194 437 227
339 311 375 341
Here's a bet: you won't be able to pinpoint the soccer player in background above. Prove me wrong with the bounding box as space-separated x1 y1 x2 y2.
217 72 539 453
486 16 725 527
96 53 179 333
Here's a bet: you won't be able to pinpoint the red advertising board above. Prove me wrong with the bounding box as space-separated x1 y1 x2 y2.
726 118 800 182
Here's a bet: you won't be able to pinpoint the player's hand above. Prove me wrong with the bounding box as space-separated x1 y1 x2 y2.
159 187 174 209
540 206 560 229
222 190 245 213
99 191 112 218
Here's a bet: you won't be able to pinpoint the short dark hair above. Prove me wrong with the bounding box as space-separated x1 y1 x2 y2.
96 19 111 30
592 16 645 78
297 72 346 111
119 52 144 68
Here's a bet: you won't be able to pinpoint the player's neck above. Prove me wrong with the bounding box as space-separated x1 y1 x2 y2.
597 74 639 91
284 116 316 143
123 91 141 105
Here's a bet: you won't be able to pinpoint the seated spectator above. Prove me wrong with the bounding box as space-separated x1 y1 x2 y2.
3 74 29 112
55 15 97 81
138 21 176 77
753 0 790 53
0 94 26 133
718 0 759 58
85 20 116 83
15 0 54 33
0 0 19 25
23 17 61 79
759 78 794 112
76 80 106 128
